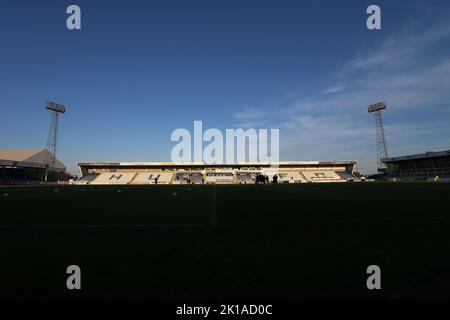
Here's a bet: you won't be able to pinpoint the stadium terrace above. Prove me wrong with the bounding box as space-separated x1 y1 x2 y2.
0 149 70 184
76 160 358 185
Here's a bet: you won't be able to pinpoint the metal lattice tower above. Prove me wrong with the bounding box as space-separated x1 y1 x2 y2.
45 101 66 165
368 102 389 172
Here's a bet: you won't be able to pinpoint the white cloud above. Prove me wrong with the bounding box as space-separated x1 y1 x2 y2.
232 108 272 120
347 23 450 72
231 17 450 173
322 85 344 95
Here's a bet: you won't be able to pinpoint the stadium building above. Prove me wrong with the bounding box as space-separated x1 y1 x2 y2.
77 160 358 185
0 149 70 184
382 149 450 180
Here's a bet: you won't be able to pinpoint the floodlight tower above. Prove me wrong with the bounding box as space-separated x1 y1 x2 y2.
45 101 66 165
368 101 389 172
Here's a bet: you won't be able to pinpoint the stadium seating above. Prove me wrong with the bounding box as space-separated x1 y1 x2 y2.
336 171 355 181
189 172 204 184
276 172 307 183
132 172 174 184
0 173 41 185
236 172 257 184
300 171 344 183
172 172 202 184
260 169 307 183
75 173 99 185
72 169 353 185
205 172 234 184
173 172 188 184
90 172 136 185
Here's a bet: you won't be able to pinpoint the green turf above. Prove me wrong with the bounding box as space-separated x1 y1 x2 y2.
1 183 449 299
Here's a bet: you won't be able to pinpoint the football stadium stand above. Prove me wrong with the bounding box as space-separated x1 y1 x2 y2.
301 170 344 183
278 172 307 183
336 171 356 181
174 172 190 184
173 172 203 184
262 169 307 183
190 172 204 184
75 173 99 185
0 172 40 185
90 172 136 185
0 149 70 185
236 172 257 184
382 149 450 180
205 172 234 184
302 170 346 182
131 172 174 184
77 161 358 185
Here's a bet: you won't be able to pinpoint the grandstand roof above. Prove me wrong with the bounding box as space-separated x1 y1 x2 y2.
78 160 357 167
0 149 66 171
0 149 43 161
382 149 450 163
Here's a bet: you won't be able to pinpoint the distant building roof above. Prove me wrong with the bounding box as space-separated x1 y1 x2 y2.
382 149 450 163
0 149 66 171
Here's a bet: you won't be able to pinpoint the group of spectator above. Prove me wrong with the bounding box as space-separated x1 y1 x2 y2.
255 174 278 184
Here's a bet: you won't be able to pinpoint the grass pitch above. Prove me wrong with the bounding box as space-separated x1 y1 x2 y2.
0 182 449 299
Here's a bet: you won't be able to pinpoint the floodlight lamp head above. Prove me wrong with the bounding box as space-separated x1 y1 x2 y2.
368 101 386 113
46 101 66 113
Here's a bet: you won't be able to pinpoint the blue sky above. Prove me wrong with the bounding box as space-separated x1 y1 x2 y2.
1 0 450 174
